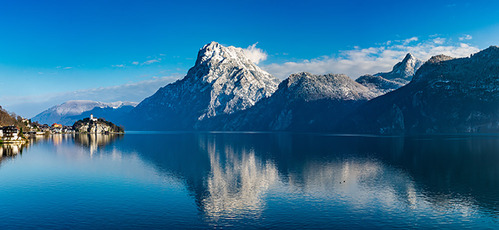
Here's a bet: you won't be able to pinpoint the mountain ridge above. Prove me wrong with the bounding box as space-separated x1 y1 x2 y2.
340 46 499 134
199 72 377 131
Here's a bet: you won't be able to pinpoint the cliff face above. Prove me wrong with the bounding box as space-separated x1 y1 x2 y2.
73 118 124 134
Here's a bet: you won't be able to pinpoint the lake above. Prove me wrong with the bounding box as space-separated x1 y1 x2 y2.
1 132 499 229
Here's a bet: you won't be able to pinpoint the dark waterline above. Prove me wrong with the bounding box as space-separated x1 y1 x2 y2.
1 133 499 229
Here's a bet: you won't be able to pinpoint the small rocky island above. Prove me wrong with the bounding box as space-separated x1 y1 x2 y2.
73 114 124 134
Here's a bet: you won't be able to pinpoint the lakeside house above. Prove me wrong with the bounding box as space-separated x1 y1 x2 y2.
0 117 77 142
0 126 24 143
1 114 114 140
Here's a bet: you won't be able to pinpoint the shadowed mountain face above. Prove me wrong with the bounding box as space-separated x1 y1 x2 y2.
200 72 377 131
126 42 280 130
341 46 499 134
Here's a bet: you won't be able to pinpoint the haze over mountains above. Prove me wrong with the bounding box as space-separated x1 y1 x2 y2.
27 42 499 134
32 100 137 126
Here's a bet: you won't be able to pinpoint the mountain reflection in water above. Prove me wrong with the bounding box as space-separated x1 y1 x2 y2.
1 132 498 228
113 133 499 228
200 136 279 221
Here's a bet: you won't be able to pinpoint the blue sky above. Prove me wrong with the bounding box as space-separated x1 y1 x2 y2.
1 0 499 117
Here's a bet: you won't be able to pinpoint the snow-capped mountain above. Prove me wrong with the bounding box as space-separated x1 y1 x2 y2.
127 42 280 130
356 53 423 94
374 53 424 84
200 72 377 131
32 100 137 125
340 46 499 134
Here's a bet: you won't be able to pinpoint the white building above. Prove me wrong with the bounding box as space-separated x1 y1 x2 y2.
1 126 23 142
90 114 98 122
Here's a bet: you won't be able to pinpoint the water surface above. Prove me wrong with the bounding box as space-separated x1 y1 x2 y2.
1 133 499 229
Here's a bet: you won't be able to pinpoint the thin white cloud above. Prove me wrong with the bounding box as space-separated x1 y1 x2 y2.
142 58 161 65
132 61 139 65
459 34 473 41
112 64 125 68
403 37 419 45
262 37 480 79
63 67 73 70
242 43 268 64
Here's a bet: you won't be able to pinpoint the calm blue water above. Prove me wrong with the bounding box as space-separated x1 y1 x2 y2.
1 132 499 229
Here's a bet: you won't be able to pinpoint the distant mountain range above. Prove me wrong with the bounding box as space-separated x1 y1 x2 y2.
123 42 423 132
27 42 499 134
32 100 137 126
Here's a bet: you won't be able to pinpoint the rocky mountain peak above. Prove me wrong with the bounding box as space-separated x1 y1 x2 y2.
374 53 424 84
355 53 421 93
404 52 415 59
195 41 254 69
196 41 225 65
128 42 281 130
188 42 277 86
